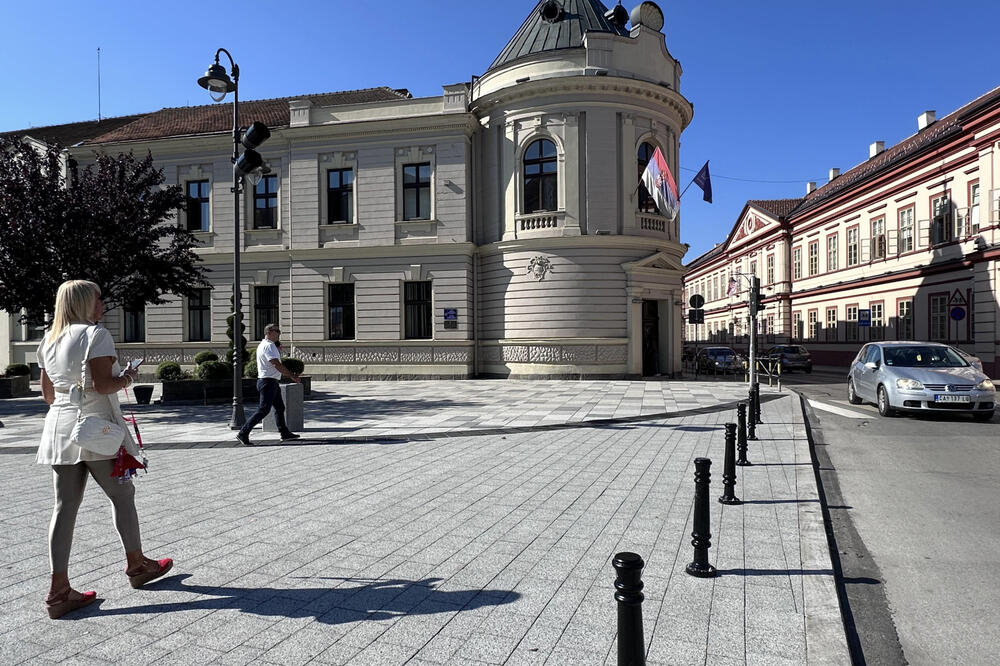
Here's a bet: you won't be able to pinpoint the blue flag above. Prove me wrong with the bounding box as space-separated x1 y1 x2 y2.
693 161 712 203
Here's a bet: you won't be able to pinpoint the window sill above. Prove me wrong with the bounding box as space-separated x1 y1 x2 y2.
247 227 281 233
321 222 358 228
395 219 438 226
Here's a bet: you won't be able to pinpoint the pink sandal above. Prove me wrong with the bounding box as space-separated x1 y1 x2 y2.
126 557 173 589
46 588 97 619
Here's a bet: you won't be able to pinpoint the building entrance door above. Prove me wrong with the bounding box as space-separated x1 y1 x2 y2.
642 300 660 376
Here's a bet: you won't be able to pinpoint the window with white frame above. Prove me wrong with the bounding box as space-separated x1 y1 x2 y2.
897 300 913 340
846 305 858 342
185 180 210 232
930 294 948 340
870 302 884 341
970 182 980 234
826 235 838 272
931 194 951 244
766 254 774 284
898 207 914 253
826 307 837 341
847 228 859 265
793 312 803 340
793 247 802 280
808 310 818 340
808 241 818 276
871 218 885 259
523 139 557 214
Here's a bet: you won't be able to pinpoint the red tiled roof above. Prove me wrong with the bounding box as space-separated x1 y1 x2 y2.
748 198 803 219
87 87 412 144
0 114 147 147
792 84 1000 217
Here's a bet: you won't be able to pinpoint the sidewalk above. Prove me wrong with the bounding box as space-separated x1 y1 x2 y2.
0 380 848 665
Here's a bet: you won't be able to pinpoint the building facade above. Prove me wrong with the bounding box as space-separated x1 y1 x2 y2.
685 87 1000 378
3 1 694 379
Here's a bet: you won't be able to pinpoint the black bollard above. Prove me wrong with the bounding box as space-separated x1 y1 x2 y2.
686 458 717 578
752 383 763 424
736 402 751 466
719 423 741 505
613 552 646 666
747 390 758 441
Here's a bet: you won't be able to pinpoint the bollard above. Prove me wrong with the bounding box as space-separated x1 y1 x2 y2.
686 458 717 578
613 552 646 666
747 390 758 441
752 383 763 424
719 423 741 505
736 402 752 466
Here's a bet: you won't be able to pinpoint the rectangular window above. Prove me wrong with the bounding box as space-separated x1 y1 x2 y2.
404 281 432 339
897 299 913 340
808 310 819 340
870 302 884 341
403 163 431 221
826 234 838 272
123 305 145 343
186 180 210 232
188 288 211 342
898 207 914 253
254 175 278 229
253 286 279 341
792 312 802 341
930 294 948 340
766 314 775 342
327 168 354 224
931 194 951 244
846 305 859 342
808 241 819 276
328 284 355 340
871 217 885 259
25 309 46 341
766 254 774 284
793 247 802 280
750 261 757 279
826 308 838 341
847 227 859 266
969 182 981 234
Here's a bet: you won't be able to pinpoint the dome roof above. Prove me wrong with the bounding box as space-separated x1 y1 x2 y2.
487 0 629 73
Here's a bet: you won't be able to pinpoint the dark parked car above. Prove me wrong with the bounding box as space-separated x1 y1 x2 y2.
763 345 812 373
696 347 744 374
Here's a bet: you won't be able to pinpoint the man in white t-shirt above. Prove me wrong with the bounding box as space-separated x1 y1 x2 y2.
236 323 301 446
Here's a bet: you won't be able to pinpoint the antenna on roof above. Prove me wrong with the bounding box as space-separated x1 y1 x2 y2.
97 47 102 122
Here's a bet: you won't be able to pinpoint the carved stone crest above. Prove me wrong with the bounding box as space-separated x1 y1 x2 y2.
526 255 553 281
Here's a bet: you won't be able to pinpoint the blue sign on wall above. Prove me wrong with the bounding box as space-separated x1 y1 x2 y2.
444 308 458 321
950 306 966 321
858 309 871 327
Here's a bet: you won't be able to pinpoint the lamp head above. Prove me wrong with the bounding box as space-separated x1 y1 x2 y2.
197 63 236 100
242 122 271 150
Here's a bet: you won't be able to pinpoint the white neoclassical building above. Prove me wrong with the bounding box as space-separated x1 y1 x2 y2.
2 0 693 379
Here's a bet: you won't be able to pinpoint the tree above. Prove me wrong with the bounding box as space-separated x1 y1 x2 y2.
0 137 207 320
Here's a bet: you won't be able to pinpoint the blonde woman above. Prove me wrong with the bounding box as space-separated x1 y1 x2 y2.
37 280 172 619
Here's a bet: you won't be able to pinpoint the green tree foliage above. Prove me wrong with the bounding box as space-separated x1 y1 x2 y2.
0 137 207 319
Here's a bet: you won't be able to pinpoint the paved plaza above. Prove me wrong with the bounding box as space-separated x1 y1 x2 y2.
0 379 848 665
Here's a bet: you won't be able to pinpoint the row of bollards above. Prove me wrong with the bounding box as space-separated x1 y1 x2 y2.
613 388 765 664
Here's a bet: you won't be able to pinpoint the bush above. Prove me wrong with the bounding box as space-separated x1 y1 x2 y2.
4 363 31 377
282 357 305 375
244 359 258 379
156 361 185 381
193 351 219 365
195 360 231 381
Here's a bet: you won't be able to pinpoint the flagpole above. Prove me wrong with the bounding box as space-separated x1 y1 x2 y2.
678 179 696 200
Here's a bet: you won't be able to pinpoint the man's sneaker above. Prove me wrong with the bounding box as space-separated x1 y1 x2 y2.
235 432 253 446
280 432 301 441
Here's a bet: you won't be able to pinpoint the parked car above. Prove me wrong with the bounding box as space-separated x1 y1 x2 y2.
762 345 813 373
696 347 744 374
847 341 995 420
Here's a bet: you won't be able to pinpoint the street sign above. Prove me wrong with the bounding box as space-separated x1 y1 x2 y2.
858 309 871 327
688 308 704 324
950 306 966 321
689 294 705 309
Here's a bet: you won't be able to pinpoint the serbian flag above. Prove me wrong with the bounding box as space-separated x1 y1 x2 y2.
641 147 680 221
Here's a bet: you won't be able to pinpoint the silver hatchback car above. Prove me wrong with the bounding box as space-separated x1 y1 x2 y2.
847 342 996 420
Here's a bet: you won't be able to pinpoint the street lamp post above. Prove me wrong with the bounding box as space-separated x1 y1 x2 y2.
197 48 270 429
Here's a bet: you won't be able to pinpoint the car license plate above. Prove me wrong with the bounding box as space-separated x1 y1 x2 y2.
934 395 971 403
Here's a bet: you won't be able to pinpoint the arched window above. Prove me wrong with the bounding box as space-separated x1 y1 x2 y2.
523 139 557 213
637 142 658 213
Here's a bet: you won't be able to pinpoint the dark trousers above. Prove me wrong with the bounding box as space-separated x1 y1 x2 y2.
240 378 292 436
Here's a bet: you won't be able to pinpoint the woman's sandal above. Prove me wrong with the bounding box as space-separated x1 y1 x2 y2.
126 557 173 589
45 588 97 619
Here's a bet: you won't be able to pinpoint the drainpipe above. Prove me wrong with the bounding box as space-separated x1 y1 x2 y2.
286 137 294 355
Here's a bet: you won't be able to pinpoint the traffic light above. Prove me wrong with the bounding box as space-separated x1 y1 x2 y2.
752 292 766 315
749 277 766 316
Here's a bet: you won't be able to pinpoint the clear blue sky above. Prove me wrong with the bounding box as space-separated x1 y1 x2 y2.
3 0 998 262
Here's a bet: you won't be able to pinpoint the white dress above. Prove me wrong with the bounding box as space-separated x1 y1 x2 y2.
35 323 140 465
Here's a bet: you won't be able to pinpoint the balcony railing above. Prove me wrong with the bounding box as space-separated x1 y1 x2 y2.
636 212 676 240
514 211 564 238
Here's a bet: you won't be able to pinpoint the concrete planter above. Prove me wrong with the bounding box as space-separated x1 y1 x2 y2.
0 375 30 399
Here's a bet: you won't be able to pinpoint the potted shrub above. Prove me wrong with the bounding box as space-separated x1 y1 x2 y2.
193 351 219 365
196 360 233 404
0 363 31 399
156 361 204 404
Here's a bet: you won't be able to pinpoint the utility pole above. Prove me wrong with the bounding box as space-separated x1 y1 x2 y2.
748 275 759 390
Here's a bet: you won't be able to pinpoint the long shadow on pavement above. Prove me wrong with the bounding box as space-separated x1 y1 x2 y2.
85 574 517 623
